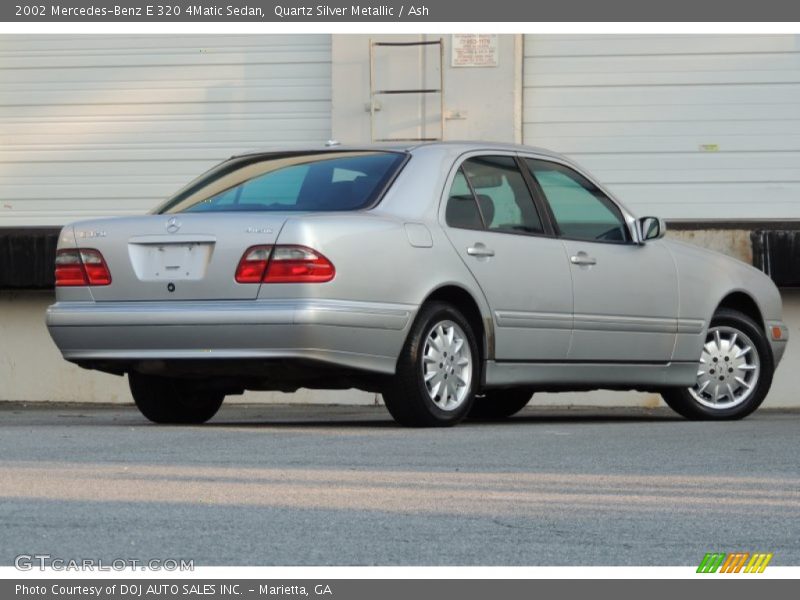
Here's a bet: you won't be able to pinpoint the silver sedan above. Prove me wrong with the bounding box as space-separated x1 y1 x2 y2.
46 142 788 426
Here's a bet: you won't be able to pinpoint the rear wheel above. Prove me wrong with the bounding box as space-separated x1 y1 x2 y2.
129 372 225 424
382 302 479 427
661 308 773 420
469 388 534 420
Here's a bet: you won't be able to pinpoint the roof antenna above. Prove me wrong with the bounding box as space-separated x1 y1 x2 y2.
325 139 341 147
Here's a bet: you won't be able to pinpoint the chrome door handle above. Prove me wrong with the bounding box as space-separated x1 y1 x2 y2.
467 244 495 257
570 253 597 266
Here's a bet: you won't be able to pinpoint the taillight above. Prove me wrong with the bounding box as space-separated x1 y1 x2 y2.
235 246 271 284
265 246 336 283
235 245 335 284
55 249 112 286
54 250 87 286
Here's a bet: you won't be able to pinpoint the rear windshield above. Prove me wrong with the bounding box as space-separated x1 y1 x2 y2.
157 151 406 214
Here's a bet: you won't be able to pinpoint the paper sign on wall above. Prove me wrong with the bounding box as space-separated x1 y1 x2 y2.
451 34 499 67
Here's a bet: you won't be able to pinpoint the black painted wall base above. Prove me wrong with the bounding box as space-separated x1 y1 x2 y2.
0 227 60 289
1 223 799 290
751 230 800 288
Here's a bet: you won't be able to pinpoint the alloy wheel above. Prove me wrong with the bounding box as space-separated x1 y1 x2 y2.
421 320 473 411
688 325 760 410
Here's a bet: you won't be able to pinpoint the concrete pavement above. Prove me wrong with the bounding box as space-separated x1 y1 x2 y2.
0 403 798 566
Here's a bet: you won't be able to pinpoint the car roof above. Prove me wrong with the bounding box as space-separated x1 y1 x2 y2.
230 140 566 160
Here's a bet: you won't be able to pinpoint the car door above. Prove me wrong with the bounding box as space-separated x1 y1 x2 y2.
442 154 573 361
524 158 678 363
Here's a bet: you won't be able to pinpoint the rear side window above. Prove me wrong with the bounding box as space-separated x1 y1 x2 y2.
445 155 544 235
158 151 406 214
445 169 483 230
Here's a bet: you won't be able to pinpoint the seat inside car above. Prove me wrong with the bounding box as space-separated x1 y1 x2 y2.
446 193 495 229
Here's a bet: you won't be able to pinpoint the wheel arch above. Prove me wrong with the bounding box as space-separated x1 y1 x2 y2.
419 284 493 366
715 291 766 332
664 289 774 420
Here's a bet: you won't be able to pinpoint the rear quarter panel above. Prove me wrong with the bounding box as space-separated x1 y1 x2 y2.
268 212 493 356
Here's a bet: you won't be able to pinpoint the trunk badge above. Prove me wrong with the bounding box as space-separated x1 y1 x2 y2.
77 230 106 238
166 217 181 233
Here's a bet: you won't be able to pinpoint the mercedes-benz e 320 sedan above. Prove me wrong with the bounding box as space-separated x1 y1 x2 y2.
47 142 788 426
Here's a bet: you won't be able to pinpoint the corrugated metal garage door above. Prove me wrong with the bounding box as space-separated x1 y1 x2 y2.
523 35 800 221
0 34 331 226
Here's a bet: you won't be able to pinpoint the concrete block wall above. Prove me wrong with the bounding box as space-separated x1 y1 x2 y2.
0 290 379 405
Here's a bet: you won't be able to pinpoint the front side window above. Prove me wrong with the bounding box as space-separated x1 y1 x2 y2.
445 155 544 234
525 159 629 243
158 151 406 214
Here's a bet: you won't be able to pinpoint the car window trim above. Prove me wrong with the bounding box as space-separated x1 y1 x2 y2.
443 152 557 238
463 155 549 236
515 155 560 237
365 151 412 210
521 155 635 246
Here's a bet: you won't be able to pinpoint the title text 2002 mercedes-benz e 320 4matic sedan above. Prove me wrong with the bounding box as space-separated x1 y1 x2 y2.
47 142 788 426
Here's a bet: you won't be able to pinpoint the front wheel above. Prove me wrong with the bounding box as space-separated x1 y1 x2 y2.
661 308 774 420
382 302 479 427
129 372 225 424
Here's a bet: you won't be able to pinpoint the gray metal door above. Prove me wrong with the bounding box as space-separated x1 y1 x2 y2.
563 239 678 362
525 157 678 362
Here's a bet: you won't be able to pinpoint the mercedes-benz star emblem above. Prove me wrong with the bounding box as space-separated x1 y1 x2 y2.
166 217 181 233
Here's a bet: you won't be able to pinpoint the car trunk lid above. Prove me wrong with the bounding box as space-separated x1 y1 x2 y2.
71 213 287 301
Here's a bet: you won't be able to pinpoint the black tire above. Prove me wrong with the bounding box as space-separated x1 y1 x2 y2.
382 301 479 427
128 372 225 424
661 308 774 420
469 388 534 420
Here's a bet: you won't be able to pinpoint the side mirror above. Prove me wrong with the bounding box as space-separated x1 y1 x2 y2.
638 216 666 243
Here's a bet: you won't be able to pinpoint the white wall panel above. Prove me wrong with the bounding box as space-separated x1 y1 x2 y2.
523 34 800 220
0 34 332 226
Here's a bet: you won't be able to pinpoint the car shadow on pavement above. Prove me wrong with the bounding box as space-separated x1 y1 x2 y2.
0 403 752 429
201 406 684 428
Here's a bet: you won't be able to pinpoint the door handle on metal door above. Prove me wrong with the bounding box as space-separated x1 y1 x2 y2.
467 244 495 258
570 252 597 266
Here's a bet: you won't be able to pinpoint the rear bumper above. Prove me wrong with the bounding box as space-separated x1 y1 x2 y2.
46 299 415 374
